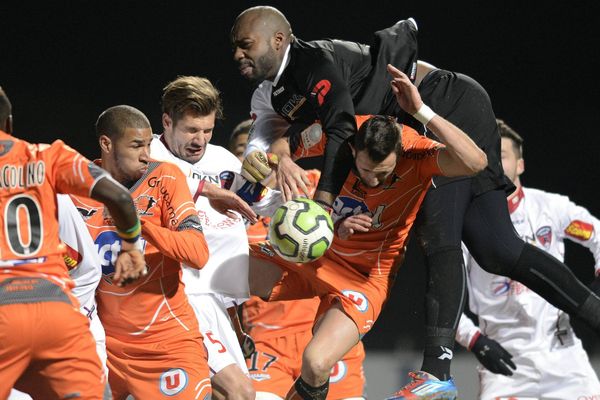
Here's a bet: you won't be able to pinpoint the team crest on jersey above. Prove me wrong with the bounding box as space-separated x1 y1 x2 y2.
329 360 347 383
535 226 552 248
160 368 188 396
332 196 369 224
94 231 146 280
564 220 594 241
76 206 98 220
134 194 157 216
342 290 369 313
492 278 511 296
219 171 235 190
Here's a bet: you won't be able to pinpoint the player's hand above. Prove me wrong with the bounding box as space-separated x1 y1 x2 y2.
114 241 147 287
276 154 310 201
387 64 423 115
240 332 256 359
242 150 279 183
336 214 372 240
470 333 516 376
202 182 258 224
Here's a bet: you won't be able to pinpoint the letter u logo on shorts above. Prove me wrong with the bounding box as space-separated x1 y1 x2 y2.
342 289 369 313
160 368 188 395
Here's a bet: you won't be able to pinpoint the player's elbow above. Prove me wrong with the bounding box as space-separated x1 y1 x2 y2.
185 232 210 269
467 150 487 174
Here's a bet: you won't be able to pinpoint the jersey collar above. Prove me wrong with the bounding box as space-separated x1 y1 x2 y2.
273 43 291 86
507 185 524 214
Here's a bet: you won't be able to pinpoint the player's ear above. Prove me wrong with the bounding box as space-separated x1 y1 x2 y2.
516 158 525 176
162 113 172 131
98 134 112 154
273 31 285 50
5 114 12 134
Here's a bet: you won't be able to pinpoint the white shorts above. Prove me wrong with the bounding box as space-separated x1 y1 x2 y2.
479 344 600 399
82 299 108 375
188 293 249 376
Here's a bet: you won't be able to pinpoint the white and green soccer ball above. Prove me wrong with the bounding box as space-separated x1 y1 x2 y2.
269 198 334 263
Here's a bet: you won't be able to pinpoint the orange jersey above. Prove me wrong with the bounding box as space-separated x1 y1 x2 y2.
71 160 207 341
330 125 442 276
0 131 103 286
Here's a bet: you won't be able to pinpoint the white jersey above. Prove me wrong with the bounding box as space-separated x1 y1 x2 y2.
456 186 600 398
58 194 107 371
150 137 282 301
59 194 103 311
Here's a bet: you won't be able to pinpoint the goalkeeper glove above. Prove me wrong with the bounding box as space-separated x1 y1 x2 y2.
470 332 516 376
241 150 278 183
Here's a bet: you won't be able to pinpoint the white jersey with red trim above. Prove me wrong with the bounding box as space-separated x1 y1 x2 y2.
457 187 600 397
150 137 281 301
457 186 600 353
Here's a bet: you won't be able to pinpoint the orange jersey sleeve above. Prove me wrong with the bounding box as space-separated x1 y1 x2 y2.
1 133 102 284
141 221 208 269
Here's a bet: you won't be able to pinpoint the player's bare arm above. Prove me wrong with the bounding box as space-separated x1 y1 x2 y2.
202 181 258 223
387 64 487 177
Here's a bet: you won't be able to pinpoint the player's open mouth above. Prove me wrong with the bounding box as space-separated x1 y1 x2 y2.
188 147 203 156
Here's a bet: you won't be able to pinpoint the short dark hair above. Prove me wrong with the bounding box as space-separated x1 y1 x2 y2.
354 116 402 162
228 119 252 151
95 105 151 140
497 118 523 157
0 86 12 128
162 76 223 124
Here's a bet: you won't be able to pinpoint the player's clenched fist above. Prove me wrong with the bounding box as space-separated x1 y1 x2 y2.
241 150 278 183
114 242 147 287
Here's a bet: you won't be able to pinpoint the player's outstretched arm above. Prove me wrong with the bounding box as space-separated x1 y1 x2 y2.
91 176 146 286
201 181 258 224
387 64 487 177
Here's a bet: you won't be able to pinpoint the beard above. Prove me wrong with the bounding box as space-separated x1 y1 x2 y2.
249 46 278 84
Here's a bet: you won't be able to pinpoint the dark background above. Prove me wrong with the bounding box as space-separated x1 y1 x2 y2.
2 1 599 353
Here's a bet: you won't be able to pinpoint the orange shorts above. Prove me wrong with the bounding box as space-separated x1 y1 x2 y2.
0 300 104 400
248 329 366 399
250 242 395 336
106 333 211 400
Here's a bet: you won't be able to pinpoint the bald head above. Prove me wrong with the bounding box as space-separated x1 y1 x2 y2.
231 6 294 84
233 6 292 40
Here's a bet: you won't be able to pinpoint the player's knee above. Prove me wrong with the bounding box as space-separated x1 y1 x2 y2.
302 351 335 382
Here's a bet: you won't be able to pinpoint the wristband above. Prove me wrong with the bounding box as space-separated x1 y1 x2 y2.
117 220 141 243
314 199 333 216
412 104 436 126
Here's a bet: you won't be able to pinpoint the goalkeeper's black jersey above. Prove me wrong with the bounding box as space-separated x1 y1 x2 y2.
268 19 419 195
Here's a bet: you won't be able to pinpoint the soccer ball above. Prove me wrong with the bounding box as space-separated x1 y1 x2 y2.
269 198 334 263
